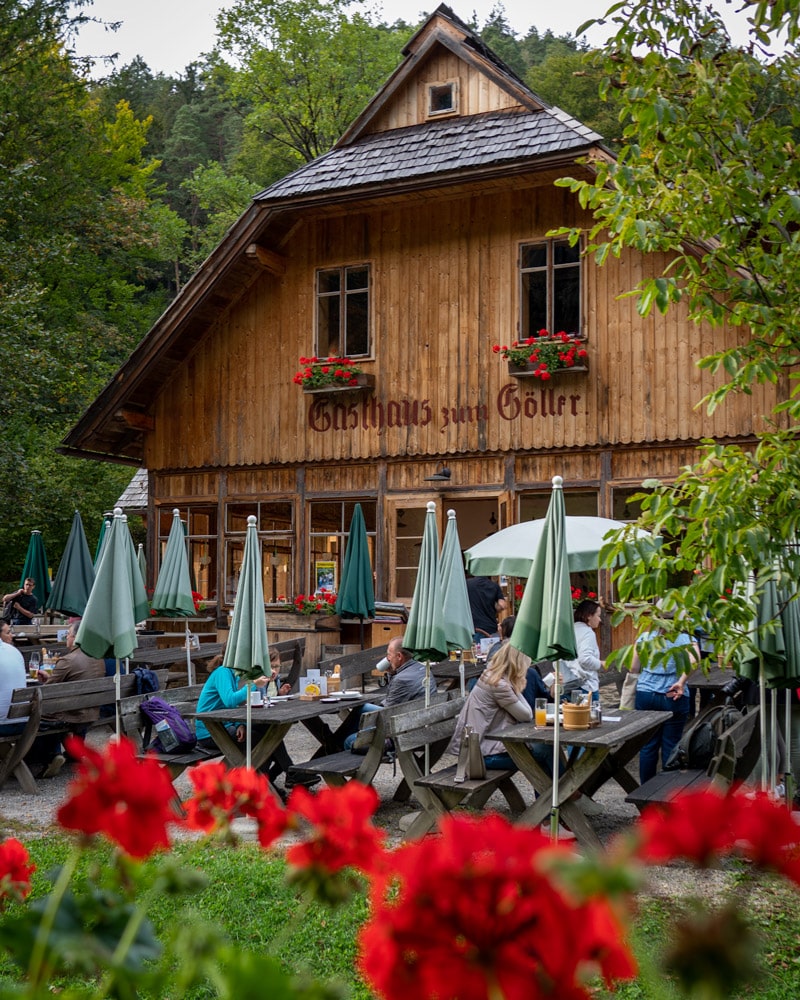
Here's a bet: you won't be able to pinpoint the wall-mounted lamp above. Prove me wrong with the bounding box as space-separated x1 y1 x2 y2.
424 463 451 483
489 511 497 526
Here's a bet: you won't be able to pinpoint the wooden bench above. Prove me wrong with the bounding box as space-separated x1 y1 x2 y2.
119 684 222 780
1 669 169 793
287 692 449 789
385 696 525 839
318 644 388 692
625 706 761 809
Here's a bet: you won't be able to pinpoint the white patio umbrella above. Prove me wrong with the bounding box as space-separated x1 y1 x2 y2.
464 516 651 578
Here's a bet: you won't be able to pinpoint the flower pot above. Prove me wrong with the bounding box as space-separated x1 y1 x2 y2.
507 361 588 379
302 374 376 395
562 703 591 731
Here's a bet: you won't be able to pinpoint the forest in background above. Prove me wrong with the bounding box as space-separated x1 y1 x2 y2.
0 0 616 585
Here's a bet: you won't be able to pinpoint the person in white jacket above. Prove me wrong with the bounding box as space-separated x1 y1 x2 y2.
543 600 605 702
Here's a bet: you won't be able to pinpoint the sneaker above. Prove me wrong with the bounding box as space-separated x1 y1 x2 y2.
42 755 66 779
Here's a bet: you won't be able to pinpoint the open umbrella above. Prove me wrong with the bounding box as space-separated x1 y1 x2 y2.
511 476 577 840
226 514 270 768
20 530 50 609
464 516 648 577
150 509 197 683
76 508 150 736
45 511 94 617
439 509 474 694
335 503 375 649
137 544 147 587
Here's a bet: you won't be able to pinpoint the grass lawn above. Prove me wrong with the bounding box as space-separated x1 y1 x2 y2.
2 835 800 998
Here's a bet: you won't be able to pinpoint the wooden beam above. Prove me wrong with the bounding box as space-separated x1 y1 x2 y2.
245 243 287 275
116 408 154 431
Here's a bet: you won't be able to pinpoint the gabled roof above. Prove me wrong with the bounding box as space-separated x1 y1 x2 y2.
60 4 607 466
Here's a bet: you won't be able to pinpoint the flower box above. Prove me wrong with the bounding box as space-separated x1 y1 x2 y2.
267 611 341 631
507 361 588 378
302 373 376 395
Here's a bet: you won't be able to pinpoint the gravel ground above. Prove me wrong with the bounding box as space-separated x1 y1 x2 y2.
0 688 740 901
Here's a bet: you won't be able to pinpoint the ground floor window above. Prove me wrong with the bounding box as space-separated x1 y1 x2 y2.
156 505 218 603
308 500 376 599
224 500 294 605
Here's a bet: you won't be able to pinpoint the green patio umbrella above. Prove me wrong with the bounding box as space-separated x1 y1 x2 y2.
439 509 474 694
151 508 197 682
335 503 375 649
137 544 147 587
404 502 448 663
20 530 50 609
76 508 150 735
93 513 113 569
511 476 577 840
45 511 95 617
226 514 269 768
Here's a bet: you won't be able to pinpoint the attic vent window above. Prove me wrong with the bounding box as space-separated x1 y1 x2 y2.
428 81 457 117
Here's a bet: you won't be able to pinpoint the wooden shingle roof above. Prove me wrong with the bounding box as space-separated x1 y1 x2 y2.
257 108 601 204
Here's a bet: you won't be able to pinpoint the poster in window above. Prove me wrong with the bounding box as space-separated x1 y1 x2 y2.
315 560 337 593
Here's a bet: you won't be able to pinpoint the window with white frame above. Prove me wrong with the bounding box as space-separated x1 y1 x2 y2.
224 501 294 606
316 265 370 358
308 500 377 596
519 238 581 337
156 505 217 603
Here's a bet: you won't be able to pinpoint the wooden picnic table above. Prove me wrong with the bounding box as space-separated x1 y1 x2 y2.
190 693 376 772
430 658 484 691
487 709 667 850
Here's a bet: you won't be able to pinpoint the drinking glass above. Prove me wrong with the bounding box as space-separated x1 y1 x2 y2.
28 652 40 678
534 697 547 727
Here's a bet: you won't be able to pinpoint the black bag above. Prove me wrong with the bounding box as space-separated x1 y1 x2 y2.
664 703 742 771
1 599 14 625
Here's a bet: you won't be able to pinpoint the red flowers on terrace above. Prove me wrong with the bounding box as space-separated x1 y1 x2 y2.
0 838 34 908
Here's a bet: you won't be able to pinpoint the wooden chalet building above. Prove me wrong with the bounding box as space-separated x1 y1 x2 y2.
62 5 776 634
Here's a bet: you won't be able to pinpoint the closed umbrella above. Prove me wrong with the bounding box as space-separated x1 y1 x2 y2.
464 516 649 577
335 503 375 649
76 508 150 736
21 530 50 609
151 509 197 683
137 544 147 587
45 511 94 617
439 509 474 694
511 476 577 840
226 514 270 768
94 513 113 570
404 501 448 774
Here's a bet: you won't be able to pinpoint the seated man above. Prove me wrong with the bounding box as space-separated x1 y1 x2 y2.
27 620 106 778
343 635 438 752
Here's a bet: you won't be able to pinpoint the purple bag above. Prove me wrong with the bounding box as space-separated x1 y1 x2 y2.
140 696 197 753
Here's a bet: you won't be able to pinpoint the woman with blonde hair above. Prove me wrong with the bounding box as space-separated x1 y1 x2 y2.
448 642 532 770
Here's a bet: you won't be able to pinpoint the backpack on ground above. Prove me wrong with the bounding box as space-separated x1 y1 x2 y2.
140 696 196 754
664 702 742 772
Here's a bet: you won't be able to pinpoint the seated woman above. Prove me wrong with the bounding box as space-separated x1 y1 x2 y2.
195 652 318 794
448 642 544 772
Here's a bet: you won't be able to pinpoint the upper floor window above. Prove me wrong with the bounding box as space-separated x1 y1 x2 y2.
519 239 581 338
316 265 370 358
157 505 218 604
428 81 457 116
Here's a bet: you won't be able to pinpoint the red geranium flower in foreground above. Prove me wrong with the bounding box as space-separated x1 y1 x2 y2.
633 787 800 885
0 838 35 908
358 813 636 1000
57 736 176 859
184 762 288 848
286 782 385 874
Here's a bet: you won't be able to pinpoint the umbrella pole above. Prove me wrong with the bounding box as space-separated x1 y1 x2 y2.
550 662 561 842
424 659 431 776
115 658 121 739
246 692 253 770
770 689 778 794
459 658 465 697
759 662 768 792
186 624 195 686
359 615 364 650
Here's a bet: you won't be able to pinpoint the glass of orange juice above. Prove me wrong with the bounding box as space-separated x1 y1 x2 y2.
534 698 548 727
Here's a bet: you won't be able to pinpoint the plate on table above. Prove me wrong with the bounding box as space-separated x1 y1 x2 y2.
340 690 363 698
546 712 564 725
321 696 341 703
269 694 296 702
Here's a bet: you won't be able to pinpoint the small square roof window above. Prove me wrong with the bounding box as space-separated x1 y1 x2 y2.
428 81 457 117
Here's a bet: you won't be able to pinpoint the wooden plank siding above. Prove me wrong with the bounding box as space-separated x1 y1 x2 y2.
146 182 778 474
